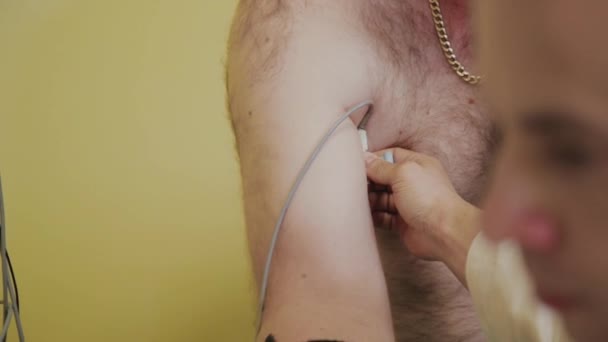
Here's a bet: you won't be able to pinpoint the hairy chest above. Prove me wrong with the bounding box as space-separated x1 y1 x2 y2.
358 0 492 202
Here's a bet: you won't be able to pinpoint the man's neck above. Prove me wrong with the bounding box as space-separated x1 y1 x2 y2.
422 0 474 63
445 1 472 43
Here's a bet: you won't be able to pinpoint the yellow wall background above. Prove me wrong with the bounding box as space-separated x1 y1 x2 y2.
0 1 255 341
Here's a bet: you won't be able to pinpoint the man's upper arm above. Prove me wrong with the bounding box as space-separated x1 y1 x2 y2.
227 1 393 340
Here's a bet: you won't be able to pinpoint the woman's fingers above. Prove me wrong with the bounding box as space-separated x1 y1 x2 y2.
368 183 390 193
368 191 397 214
372 211 399 231
365 148 428 185
372 211 408 232
371 148 427 164
365 153 395 185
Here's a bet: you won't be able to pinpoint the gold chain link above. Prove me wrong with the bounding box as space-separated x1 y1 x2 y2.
429 0 481 85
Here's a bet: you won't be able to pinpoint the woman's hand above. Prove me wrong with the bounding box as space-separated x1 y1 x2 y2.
365 148 481 285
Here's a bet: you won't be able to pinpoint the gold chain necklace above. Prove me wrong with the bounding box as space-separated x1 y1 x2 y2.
429 0 481 85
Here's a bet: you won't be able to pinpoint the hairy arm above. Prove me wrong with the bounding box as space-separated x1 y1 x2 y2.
226 1 393 340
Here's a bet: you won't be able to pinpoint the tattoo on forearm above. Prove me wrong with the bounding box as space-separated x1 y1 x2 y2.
266 334 344 342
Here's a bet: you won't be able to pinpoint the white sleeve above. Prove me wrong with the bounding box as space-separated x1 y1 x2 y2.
466 233 572 342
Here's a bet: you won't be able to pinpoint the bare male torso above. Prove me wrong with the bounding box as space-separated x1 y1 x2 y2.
362 2 491 340
228 0 493 340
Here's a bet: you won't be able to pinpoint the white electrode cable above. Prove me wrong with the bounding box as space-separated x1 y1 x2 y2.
255 101 373 337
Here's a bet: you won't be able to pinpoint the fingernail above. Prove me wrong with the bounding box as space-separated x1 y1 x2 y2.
364 152 378 164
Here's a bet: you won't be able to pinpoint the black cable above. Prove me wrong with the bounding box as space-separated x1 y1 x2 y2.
0 175 25 341
5 250 18 311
